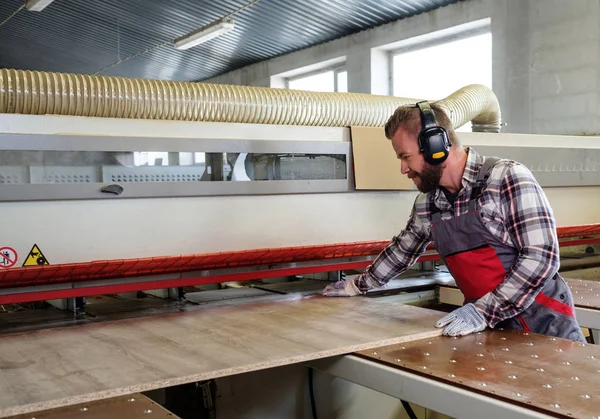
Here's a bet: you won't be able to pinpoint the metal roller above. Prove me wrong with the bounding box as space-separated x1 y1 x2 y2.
0 68 501 132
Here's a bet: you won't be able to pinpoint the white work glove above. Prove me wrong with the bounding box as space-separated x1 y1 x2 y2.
435 303 487 337
322 279 362 297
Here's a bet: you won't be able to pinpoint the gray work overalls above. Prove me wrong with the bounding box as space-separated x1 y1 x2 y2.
431 157 585 342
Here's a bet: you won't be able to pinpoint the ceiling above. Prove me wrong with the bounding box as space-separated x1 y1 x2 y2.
0 0 461 82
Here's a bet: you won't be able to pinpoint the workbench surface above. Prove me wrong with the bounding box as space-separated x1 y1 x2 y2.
358 330 600 419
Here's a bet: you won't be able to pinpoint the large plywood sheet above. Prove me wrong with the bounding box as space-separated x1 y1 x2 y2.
0 295 442 418
350 126 415 190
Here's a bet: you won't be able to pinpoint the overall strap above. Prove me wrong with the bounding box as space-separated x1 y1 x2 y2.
468 157 501 211
431 204 442 224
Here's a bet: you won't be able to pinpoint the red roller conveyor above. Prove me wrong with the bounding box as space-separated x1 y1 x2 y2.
0 224 598 290
0 241 389 288
556 223 600 238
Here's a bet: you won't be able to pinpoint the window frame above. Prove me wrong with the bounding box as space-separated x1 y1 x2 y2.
285 65 348 92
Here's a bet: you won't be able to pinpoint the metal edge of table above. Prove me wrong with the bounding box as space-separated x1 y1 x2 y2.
307 355 554 419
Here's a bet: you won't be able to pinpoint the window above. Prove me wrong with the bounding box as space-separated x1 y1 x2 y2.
134 152 169 166
0 150 347 184
391 32 492 131
287 68 348 93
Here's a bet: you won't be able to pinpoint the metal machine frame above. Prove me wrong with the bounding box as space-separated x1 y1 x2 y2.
309 355 552 419
1 113 600 305
0 122 354 201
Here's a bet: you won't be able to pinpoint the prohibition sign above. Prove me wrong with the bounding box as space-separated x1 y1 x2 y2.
0 247 17 268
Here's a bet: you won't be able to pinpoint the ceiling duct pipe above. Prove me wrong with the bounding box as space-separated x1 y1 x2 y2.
0 68 501 132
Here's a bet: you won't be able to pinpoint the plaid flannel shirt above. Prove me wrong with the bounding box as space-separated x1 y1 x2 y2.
355 147 560 327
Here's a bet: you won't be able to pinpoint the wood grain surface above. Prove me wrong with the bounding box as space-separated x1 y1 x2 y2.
565 278 600 309
357 330 600 419
6 394 178 419
0 295 443 418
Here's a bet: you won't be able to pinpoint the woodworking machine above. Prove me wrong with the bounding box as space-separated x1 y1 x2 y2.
2 69 600 419
0 113 600 306
0 69 599 306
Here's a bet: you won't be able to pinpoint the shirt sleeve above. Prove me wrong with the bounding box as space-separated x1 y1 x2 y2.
474 162 560 327
354 195 432 293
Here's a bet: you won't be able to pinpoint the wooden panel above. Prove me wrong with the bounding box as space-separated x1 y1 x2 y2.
6 394 177 419
350 126 415 190
566 278 600 309
0 296 442 418
438 286 464 306
358 330 600 419
562 268 600 280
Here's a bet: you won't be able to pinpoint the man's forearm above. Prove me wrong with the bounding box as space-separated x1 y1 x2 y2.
474 246 559 326
354 235 430 292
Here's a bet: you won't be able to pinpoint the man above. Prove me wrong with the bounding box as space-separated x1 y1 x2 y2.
323 101 584 342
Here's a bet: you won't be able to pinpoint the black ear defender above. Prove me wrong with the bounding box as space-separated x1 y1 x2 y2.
416 100 452 165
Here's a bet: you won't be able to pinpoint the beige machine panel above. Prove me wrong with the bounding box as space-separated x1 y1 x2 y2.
351 126 415 190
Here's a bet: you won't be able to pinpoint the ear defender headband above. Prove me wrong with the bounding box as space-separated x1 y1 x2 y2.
416 101 452 165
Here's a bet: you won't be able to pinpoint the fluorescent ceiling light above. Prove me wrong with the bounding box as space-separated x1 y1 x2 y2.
26 0 55 11
174 18 235 50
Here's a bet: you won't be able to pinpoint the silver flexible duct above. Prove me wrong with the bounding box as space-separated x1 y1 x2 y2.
0 68 501 132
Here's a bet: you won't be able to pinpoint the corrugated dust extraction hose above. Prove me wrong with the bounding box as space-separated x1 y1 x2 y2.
0 68 501 132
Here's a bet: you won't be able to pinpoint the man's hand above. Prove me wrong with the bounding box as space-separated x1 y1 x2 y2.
322 279 362 297
434 303 487 336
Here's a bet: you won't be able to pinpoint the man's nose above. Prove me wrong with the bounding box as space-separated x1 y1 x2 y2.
401 160 410 174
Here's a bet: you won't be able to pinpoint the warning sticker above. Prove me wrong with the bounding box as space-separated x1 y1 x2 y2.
0 247 18 269
22 244 49 267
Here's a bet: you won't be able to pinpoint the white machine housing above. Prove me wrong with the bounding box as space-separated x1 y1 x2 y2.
0 113 600 266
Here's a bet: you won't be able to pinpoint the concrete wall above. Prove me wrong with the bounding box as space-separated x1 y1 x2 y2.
202 0 600 136
528 0 600 135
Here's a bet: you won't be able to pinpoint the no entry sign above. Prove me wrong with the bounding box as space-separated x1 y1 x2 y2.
0 247 17 269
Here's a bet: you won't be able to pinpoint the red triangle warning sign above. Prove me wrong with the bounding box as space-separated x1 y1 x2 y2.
22 244 49 267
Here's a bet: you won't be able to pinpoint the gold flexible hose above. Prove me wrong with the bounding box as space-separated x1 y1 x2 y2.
0 68 501 132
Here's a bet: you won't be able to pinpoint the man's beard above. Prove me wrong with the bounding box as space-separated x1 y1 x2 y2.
408 163 443 193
